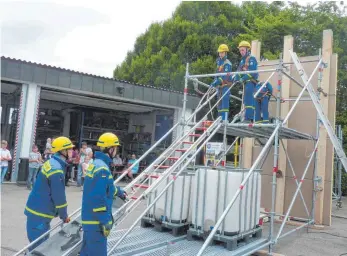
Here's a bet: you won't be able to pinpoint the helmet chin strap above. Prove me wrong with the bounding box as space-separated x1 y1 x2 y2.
58 150 68 159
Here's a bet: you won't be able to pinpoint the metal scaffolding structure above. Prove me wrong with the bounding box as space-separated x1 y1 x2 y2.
333 125 344 208
15 47 346 256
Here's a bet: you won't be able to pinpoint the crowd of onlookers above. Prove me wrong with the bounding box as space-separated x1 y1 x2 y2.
0 137 141 190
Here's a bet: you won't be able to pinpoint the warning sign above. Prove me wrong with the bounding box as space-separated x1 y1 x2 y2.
204 142 224 166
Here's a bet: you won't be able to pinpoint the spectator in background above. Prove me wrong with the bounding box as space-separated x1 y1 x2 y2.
66 146 77 186
44 138 53 160
77 142 93 187
124 154 139 181
81 155 93 191
123 154 131 166
113 154 123 167
72 148 80 182
27 145 42 189
0 140 12 183
112 154 123 179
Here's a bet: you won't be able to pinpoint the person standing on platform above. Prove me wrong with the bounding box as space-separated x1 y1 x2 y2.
254 81 273 124
233 41 259 123
210 44 233 121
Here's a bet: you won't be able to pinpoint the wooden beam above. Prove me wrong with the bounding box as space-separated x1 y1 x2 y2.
276 35 293 215
315 29 333 225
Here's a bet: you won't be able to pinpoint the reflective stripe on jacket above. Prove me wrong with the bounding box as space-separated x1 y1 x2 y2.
25 154 68 221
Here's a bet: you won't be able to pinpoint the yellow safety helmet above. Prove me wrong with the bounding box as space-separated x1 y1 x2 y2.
217 44 229 53
51 137 74 153
97 132 120 148
238 41 251 49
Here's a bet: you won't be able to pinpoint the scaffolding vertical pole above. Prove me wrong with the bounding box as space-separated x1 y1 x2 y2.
311 49 323 222
239 139 244 168
269 53 283 255
223 113 228 166
182 63 189 137
235 139 239 167
337 125 343 205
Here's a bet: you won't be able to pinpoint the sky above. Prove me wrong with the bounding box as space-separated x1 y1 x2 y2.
0 0 182 77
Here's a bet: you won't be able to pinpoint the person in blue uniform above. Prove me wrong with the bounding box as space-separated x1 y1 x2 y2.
210 44 233 121
254 81 273 124
233 41 259 123
80 132 126 256
24 136 73 251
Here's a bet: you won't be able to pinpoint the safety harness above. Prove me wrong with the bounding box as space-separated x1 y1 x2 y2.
238 55 259 85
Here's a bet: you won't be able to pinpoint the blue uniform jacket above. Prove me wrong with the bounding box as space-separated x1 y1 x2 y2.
255 82 273 99
234 52 259 82
25 154 68 222
81 151 116 231
210 56 232 87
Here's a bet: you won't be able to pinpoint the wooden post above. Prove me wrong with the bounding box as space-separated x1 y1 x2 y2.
275 35 293 214
315 29 333 225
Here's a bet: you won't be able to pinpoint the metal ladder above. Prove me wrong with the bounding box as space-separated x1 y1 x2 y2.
289 50 347 173
106 118 222 255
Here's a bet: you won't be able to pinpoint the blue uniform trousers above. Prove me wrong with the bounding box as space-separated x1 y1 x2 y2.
217 86 230 121
243 81 255 121
80 231 107 256
255 96 270 124
26 217 50 251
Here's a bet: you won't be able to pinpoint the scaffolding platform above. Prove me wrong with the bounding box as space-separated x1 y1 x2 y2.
107 227 269 256
220 123 315 140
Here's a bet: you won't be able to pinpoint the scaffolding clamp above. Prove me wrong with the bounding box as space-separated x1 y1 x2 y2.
314 176 323 184
317 87 328 97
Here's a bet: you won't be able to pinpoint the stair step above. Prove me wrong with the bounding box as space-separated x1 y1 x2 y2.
134 184 149 189
168 157 179 160
183 141 194 144
154 165 171 169
189 134 201 137
144 174 159 179
195 127 207 131
176 149 187 152
130 196 138 200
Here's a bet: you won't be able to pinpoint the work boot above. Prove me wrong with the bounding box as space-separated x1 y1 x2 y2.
242 119 253 124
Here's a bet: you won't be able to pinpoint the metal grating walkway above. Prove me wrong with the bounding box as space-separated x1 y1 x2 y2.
220 123 315 140
108 227 270 256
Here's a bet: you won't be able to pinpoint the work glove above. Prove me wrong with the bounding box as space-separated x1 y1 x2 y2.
100 216 114 237
100 222 113 237
114 186 127 201
239 77 244 83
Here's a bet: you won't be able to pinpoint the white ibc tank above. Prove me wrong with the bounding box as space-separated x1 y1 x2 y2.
191 168 261 235
147 172 193 223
